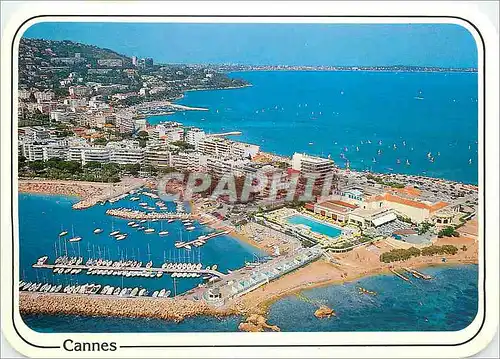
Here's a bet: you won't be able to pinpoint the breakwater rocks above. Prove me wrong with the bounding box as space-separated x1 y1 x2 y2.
238 314 280 332
106 208 194 220
19 292 234 322
314 305 336 319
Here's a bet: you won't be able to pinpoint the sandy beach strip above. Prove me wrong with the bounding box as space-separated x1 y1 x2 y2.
232 235 478 315
19 177 146 209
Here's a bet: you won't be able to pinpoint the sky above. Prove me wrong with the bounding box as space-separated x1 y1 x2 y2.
23 22 478 68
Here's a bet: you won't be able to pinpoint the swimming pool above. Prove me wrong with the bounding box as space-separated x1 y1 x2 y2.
286 214 342 238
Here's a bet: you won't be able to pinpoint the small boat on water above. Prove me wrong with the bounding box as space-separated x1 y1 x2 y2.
358 287 377 296
140 220 147 224
59 231 68 237
159 231 169 236
93 228 103 234
186 226 195 231
68 236 81 242
110 230 120 236
115 234 127 241
131 223 140 228
152 290 159 298
144 228 155 234
127 221 136 226
168 219 175 223
158 289 166 297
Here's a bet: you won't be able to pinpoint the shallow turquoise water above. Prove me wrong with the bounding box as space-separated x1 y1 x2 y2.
267 264 478 332
149 71 478 184
22 264 478 332
286 214 342 238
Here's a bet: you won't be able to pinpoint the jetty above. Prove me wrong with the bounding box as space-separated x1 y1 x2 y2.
209 131 242 137
174 230 231 249
389 268 410 282
403 267 432 280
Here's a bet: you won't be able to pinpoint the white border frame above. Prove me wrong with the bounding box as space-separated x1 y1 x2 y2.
1 2 498 358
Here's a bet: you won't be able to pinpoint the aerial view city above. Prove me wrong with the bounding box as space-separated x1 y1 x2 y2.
16 22 479 334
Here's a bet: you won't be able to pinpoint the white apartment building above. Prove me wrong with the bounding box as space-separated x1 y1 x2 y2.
156 124 184 143
81 148 111 165
110 148 145 165
21 143 44 161
43 146 69 160
185 128 206 148
198 138 232 157
34 91 55 102
171 151 203 171
22 127 51 141
199 137 260 159
205 156 249 178
107 141 145 165
291 152 335 183
145 148 173 169
231 141 260 159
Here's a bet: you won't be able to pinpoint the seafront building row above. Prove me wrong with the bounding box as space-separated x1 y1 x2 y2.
19 118 477 244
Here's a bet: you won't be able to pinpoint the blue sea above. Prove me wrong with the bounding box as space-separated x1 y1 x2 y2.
149 71 478 184
20 71 479 333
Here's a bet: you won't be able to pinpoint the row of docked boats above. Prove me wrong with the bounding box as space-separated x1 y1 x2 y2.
152 289 171 298
87 268 163 278
54 256 83 265
171 272 200 278
161 262 203 271
53 267 83 275
20 281 63 293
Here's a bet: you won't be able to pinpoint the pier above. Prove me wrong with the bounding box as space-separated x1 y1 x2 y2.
33 261 226 279
174 230 231 249
403 267 432 280
106 208 195 220
208 131 242 137
389 268 410 282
